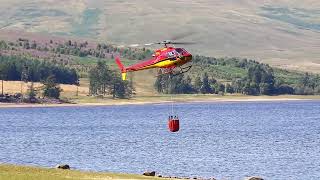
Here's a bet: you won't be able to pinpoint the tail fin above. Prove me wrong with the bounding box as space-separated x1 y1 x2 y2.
115 56 127 80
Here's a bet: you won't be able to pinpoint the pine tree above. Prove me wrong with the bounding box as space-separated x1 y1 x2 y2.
89 61 112 95
200 72 213 94
154 75 164 93
226 84 234 94
42 75 62 99
194 76 202 93
111 74 133 99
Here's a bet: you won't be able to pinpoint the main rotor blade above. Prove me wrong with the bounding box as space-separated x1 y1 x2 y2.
170 41 196 45
116 39 196 48
129 44 140 47
126 43 155 47
144 43 155 46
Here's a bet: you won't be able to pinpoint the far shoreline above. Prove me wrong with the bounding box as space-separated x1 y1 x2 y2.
0 95 319 108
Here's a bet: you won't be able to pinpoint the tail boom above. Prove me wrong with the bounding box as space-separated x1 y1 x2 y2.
115 57 127 80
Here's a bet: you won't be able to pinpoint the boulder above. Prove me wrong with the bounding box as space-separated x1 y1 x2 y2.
55 164 70 170
143 171 156 176
244 177 264 180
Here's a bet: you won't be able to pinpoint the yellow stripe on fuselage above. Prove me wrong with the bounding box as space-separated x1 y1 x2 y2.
139 59 176 70
129 56 191 72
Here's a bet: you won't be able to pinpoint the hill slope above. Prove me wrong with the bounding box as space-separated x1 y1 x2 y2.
0 0 320 73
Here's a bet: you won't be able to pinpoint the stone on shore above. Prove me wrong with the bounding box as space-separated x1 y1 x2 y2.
55 164 70 170
244 177 264 180
143 171 156 176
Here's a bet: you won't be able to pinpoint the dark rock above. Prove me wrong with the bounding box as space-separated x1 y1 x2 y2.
55 164 70 170
158 175 162 178
244 177 264 180
143 171 156 176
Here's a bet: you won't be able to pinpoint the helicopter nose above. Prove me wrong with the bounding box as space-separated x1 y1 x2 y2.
186 54 192 61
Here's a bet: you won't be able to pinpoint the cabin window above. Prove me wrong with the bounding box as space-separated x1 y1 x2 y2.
175 48 185 55
168 51 175 57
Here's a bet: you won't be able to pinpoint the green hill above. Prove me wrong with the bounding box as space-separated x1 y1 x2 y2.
1 33 320 96
0 0 320 72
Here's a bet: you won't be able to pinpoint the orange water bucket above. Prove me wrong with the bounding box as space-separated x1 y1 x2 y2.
168 119 179 132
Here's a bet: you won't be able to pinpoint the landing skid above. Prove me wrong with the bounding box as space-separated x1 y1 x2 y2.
172 65 192 76
156 65 192 77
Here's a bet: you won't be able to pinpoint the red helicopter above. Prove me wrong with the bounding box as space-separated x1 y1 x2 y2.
115 40 193 80
115 37 194 133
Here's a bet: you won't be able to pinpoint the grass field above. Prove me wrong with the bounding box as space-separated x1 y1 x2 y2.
0 164 167 180
0 70 157 98
0 80 89 97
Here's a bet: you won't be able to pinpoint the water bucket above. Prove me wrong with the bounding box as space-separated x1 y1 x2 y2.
168 119 179 132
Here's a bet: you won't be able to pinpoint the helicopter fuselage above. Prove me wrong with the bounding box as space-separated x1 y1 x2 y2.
126 47 192 71
115 46 192 80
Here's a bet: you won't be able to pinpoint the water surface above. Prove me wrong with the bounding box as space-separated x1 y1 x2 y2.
0 101 320 180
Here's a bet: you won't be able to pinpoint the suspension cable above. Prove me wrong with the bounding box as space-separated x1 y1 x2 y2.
169 73 174 115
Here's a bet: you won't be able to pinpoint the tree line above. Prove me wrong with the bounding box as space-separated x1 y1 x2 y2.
155 73 227 95
0 55 78 84
0 55 132 100
1 38 153 61
192 55 320 95
155 62 320 95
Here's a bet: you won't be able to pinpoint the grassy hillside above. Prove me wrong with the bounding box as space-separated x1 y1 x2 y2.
1 34 318 97
0 0 320 72
3 27 320 97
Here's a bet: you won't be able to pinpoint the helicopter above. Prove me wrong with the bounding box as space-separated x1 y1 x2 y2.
115 35 195 133
115 39 194 80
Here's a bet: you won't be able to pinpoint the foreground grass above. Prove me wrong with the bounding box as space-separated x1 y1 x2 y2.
0 164 165 180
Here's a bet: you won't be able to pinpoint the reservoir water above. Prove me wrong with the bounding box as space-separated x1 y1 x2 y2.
0 101 320 180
